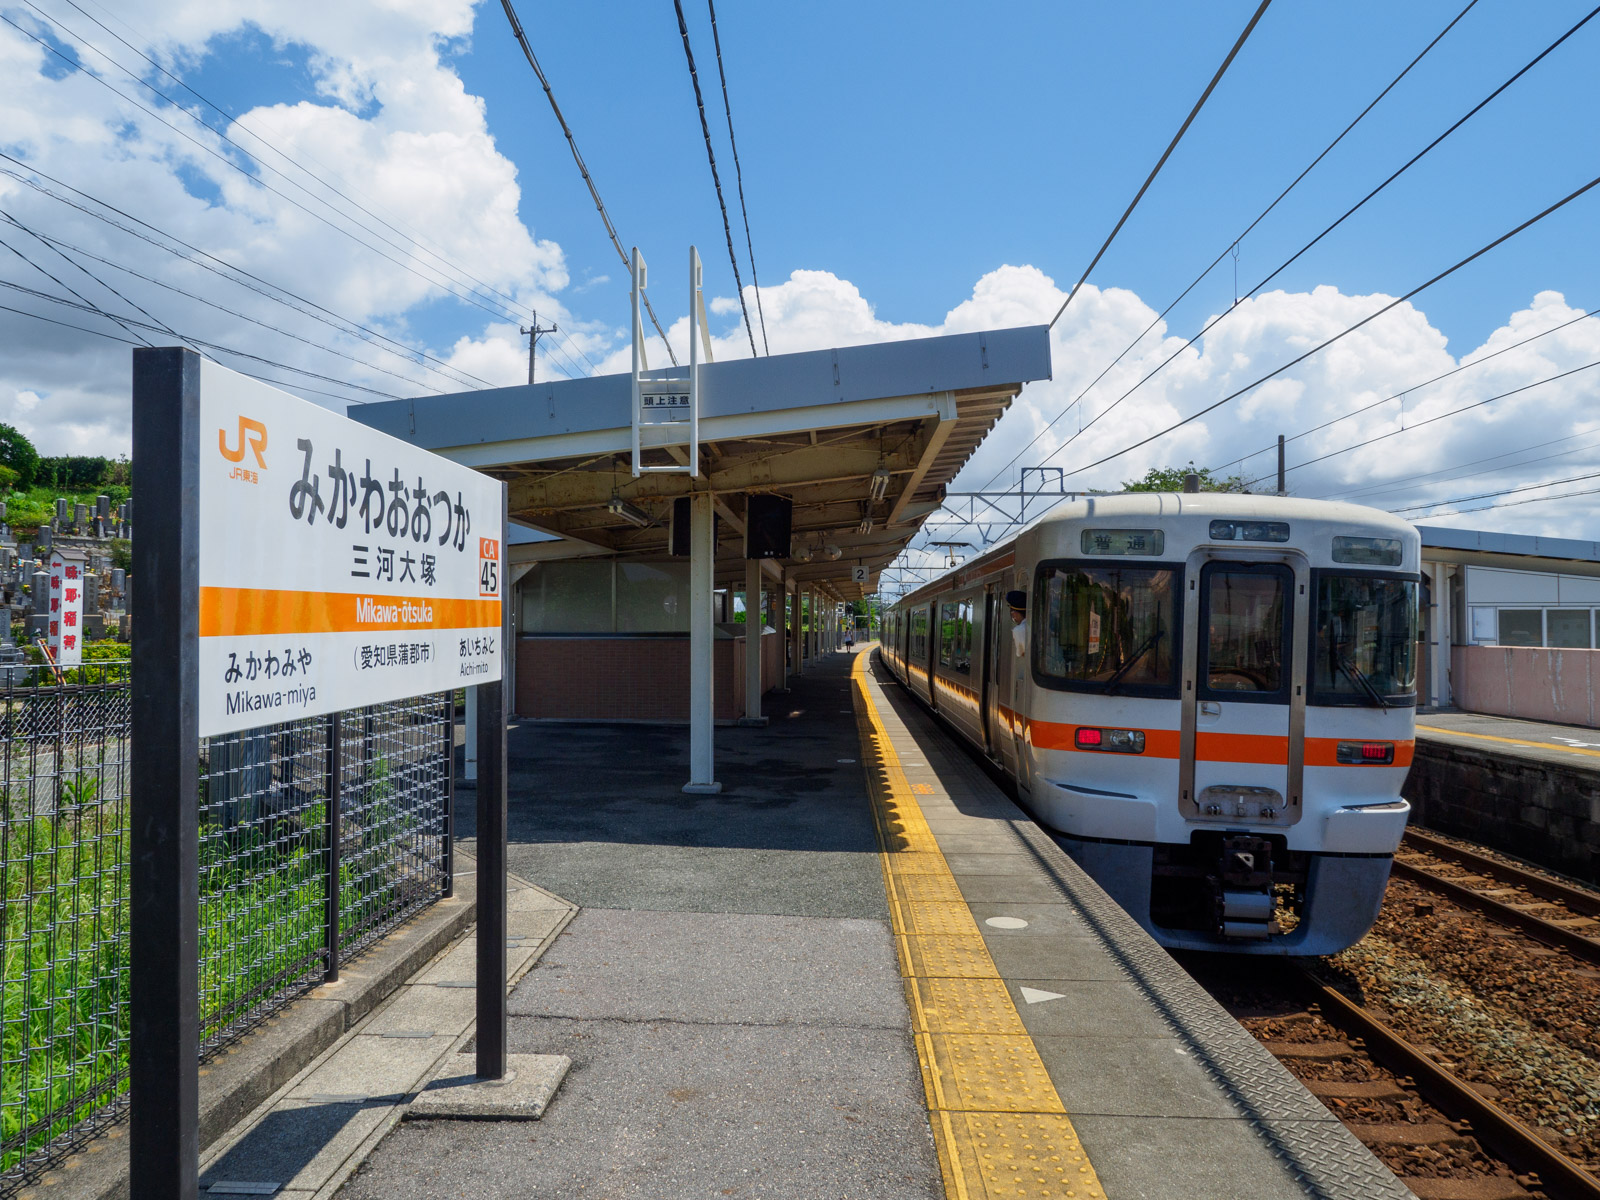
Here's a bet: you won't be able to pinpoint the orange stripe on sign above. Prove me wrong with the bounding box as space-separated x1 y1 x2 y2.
199 586 500 637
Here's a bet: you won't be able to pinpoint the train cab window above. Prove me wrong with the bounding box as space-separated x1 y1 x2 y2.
1034 564 1177 694
939 599 973 673
1202 565 1289 696
1312 574 1417 705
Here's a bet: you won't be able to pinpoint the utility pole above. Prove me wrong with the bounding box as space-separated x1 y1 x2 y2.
1277 434 1286 496
520 312 557 385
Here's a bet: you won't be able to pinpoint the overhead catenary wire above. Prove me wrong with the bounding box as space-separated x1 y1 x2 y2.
1402 481 1600 520
1033 3 1600 479
1392 468 1600 516
1242 356 1600 487
1048 0 1274 330
974 0 1480 496
1325 428 1600 505
706 0 768 355
1062 171 1600 481
1215 304 1600 476
673 0 758 358
497 0 678 365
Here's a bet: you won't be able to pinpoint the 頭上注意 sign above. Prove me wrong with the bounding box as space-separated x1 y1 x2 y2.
198 359 502 736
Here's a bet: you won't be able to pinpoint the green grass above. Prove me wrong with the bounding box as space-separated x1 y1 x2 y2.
4 485 129 536
1 756 426 1176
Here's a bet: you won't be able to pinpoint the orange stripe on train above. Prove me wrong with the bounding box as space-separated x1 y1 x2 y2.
1028 720 1414 767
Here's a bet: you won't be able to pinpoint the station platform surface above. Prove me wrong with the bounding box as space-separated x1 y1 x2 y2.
1417 710 1600 772
340 648 1405 1200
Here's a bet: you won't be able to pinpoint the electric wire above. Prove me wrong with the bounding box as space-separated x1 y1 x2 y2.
973 0 1480 495
1063 172 1600 480
1406 481 1600 520
1325 429 1600 504
1033 3 1600 480
33 0 591 372
2 207 190 348
673 0 757 358
0 278 409 400
0 232 153 347
1216 305 1600 476
497 0 678 365
1047 0 1274 330
1 9 562 350
1243 356 1600 486
706 0 768 355
0 155 497 391
938 172 1600 552
1 214 458 394
1392 467 1600 515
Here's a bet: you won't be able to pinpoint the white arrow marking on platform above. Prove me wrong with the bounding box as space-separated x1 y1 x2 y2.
1019 987 1065 1005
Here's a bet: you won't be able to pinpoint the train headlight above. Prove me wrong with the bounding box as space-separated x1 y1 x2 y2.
1074 727 1145 754
1336 741 1395 765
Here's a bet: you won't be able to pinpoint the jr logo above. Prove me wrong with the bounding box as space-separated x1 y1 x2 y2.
219 417 268 468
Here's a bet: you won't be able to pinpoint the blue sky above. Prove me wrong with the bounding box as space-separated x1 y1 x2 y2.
450 0 1597 357
2 0 1598 537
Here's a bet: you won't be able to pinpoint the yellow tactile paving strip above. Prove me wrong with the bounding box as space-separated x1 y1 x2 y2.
851 653 1106 1200
1417 722 1600 760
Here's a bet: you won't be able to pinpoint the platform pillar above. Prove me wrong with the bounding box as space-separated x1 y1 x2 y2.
790 580 803 677
684 492 720 793
741 557 766 725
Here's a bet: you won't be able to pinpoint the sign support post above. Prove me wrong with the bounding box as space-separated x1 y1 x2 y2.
130 346 201 1200
476 483 508 1080
127 345 508 1183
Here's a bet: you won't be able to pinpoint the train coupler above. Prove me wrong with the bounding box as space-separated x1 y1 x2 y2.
1217 835 1275 939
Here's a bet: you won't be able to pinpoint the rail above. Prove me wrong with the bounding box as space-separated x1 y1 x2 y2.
1298 969 1600 1200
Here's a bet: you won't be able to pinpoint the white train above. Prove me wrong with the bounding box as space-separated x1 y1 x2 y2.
881 494 1419 954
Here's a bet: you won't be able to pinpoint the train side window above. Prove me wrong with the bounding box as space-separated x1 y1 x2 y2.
938 599 974 673
1033 562 1179 695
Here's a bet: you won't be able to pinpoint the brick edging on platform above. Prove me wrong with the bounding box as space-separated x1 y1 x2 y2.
35 859 480 1200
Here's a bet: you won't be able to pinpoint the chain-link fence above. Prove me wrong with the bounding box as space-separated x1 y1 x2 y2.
1 666 453 1193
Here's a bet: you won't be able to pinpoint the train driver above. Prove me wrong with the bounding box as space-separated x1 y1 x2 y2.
1005 589 1028 656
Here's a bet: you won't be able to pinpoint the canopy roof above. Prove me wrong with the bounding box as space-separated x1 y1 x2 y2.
353 325 1052 601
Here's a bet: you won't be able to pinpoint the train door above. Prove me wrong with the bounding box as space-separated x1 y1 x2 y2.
979 592 995 751
1179 555 1309 834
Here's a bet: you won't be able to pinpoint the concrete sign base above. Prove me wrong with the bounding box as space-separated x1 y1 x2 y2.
406 1054 570 1120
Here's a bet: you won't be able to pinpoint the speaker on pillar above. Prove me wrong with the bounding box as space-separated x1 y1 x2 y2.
670 497 691 557
671 496 718 557
743 494 792 559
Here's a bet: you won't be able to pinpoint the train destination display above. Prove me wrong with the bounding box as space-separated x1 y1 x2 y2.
197 359 503 737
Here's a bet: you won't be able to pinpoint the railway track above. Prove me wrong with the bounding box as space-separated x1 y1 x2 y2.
1185 956 1600 1200
1393 829 1600 966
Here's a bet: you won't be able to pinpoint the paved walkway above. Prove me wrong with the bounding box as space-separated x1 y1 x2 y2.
340 652 942 1198
336 647 1402 1200
1417 710 1600 770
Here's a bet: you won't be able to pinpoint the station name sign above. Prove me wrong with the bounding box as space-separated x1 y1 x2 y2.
197 359 502 737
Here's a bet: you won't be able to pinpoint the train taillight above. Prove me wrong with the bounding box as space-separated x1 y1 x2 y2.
1075 727 1145 754
1336 741 1395 765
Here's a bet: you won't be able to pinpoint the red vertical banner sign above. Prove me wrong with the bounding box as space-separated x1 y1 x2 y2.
49 549 85 666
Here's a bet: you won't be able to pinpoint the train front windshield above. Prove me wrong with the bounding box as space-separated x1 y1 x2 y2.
1035 565 1177 691
1313 575 1418 703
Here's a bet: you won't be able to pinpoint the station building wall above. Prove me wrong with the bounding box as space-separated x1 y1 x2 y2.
513 558 782 722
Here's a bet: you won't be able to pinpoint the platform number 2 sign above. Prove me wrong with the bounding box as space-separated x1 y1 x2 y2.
851 565 869 583
479 537 500 597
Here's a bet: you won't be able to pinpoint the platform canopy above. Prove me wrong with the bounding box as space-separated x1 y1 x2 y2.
352 325 1051 601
